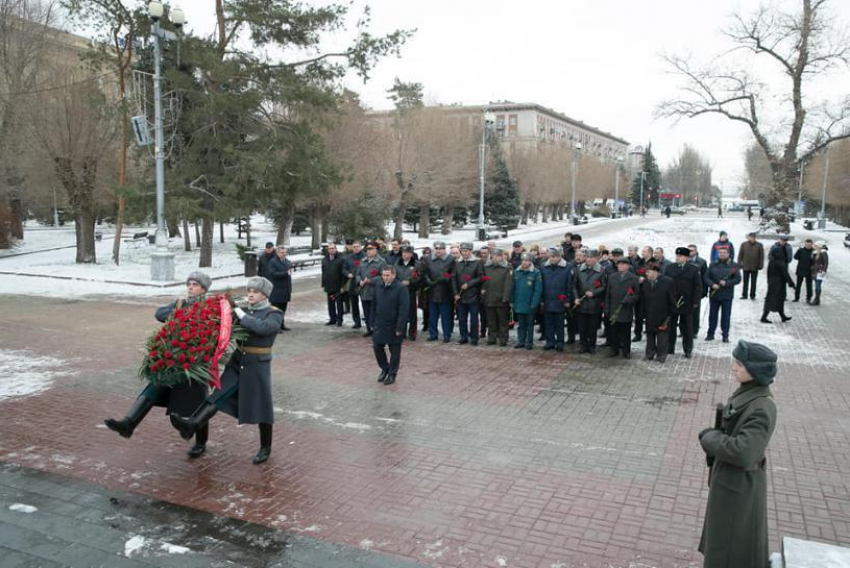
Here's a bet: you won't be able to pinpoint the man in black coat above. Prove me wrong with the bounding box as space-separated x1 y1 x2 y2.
342 240 366 329
640 262 676 363
422 241 455 342
396 245 420 340
664 247 703 358
372 266 409 385
384 238 402 266
793 238 815 303
688 244 708 336
257 242 275 278
267 247 292 331
321 243 346 327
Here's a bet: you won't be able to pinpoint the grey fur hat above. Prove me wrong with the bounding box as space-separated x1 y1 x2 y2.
548 247 561 256
460 242 474 251
732 340 778 386
186 271 212 291
246 276 273 298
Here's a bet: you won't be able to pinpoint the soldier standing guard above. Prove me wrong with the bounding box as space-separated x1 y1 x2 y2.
104 272 213 458
453 242 483 345
664 247 703 358
699 340 777 568
173 277 283 465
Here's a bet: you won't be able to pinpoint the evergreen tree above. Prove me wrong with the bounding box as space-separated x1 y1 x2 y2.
484 138 521 230
629 143 663 208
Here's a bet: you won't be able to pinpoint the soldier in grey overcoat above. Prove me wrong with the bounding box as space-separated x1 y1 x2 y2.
453 242 484 345
699 340 778 568
172 277 282 465
573 250 607 354
104 271 213 458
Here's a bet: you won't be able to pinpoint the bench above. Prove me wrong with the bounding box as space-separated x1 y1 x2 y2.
124 231 149 247
290 257 322 271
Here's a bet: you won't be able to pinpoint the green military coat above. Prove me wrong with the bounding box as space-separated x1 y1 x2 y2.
699 383 777 568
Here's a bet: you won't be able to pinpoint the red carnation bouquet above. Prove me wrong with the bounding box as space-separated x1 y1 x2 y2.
594 280 601 288
481 276 492 282
370 268 378 277
558 294 568 301
637 268 646 275
138 294 247 390
443 272 452 279
462 274 472 281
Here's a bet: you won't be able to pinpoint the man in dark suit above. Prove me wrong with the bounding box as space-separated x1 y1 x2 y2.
664 247 703 358
321 243 346 326
372 266 410 386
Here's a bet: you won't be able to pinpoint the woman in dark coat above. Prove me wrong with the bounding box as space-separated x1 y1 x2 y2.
699 340 778 568
267 246 292 331
104 272 212 457
760 248 795 324
173 277 283 464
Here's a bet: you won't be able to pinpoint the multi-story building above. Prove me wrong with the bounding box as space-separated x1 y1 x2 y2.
461 102 629 162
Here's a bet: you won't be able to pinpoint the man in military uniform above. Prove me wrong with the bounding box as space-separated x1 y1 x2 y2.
104 272 213 457
372 266 410 386
342 240 365 329
574 249 607 354
664 247 703 358
605 258 639 358
356 241 386 337
699 340 777 568
172 277 283 465
422 241 455 342
453 242 483 345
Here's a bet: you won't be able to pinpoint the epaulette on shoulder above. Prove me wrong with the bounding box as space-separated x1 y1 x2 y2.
270 306 280 311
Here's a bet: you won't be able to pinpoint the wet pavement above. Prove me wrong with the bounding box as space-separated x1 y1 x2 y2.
2 215 850 568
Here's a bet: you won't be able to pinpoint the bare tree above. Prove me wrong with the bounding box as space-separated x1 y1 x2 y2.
658 0 850 230
27 68 118 262
0 0 58 241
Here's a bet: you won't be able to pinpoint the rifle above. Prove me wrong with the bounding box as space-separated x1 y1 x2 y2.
706 403 724 486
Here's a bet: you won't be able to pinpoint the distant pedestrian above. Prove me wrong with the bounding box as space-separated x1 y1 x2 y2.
371 266 409 386
812 241 828 306
704 248 742 343
747 205 753 221
760 247 795 324
664 205 671 218
699 340 777 568
717 204 723 218
267 246 292 331
737 232 764 300
793 238 814 303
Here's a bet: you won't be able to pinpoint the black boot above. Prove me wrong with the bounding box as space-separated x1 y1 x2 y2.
780 312 792 323
812 292 821 306
187 424 208 458
172 401 218 441
104 394 155 439
253 423 272 464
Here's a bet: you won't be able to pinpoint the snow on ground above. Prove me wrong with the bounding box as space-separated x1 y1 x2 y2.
8 503 38 513
0 349 74 401
0 214 613 299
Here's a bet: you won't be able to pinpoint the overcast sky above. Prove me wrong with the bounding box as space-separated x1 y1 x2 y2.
180 0 850 195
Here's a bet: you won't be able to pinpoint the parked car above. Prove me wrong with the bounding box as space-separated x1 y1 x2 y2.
844 233 850 248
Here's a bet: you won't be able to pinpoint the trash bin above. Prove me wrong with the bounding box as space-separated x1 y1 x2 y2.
147 234 156 245
817 218 826 229
244 251 258 277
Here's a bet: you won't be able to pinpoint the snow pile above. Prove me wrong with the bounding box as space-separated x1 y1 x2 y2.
0 349 72 401
8 504 38 513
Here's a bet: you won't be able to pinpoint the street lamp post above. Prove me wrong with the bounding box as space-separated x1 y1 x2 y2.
639 171 647 217
477 111 495 241
570 141 582 223
819 146 830 229
614 156 623 218
148 1 184 281
798 160 806 204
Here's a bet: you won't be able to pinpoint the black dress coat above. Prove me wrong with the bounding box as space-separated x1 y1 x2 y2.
153 297 208 417
640 276 677 330
267 255 292 304
664 262 703 314
371 279 410 345
321 253 346 294
763 256 795 313
214 305 282 424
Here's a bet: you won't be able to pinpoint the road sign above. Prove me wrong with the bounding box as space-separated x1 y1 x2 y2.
131 115 151 146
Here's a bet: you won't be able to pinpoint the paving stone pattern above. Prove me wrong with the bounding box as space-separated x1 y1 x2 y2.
1 236 849 568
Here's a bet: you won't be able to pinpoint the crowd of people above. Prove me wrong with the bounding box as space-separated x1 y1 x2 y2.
312 230 828 370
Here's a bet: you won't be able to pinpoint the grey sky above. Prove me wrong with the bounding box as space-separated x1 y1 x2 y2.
181 0 850 195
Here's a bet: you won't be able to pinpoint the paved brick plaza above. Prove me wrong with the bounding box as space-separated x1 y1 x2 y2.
1 216 849 568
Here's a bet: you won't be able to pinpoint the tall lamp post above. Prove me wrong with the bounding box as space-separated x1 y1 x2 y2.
477 111 496 241
614 156 623 218
819 145 831 229
570 141 582 223
148 1 184 281
639 171 647 217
